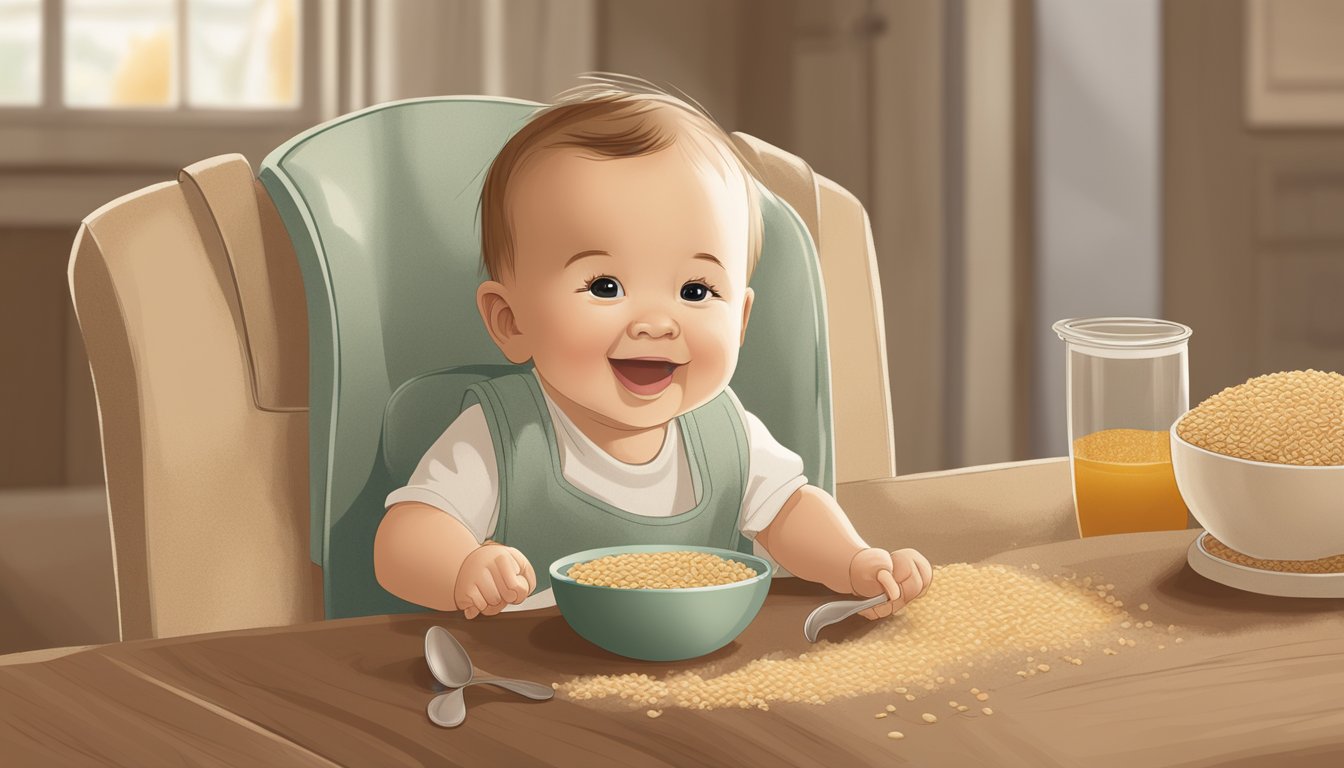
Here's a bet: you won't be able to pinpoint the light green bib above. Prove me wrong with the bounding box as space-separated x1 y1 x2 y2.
462 372 752 592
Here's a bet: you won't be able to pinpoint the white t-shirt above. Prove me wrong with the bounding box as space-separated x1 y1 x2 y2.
384 371 808 610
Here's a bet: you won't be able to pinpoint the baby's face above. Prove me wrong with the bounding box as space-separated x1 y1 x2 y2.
499 141 754 430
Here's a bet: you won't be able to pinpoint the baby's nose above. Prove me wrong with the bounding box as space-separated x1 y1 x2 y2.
628 313 679 339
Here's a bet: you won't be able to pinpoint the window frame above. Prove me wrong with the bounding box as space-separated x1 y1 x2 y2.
0 0 335 170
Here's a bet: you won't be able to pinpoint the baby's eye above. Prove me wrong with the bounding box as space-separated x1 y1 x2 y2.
583 276 624 299
680 281 720 302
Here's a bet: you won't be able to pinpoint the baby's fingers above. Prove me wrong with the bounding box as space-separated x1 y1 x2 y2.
878 569 903 604
459 584 488 619
896 548 933 598
477 555 525 614
488 555 527 604
475 567 504 607
897 567 924 609
508 549 538 596
859 603 895 620
914 554 933 597
859 570 903 620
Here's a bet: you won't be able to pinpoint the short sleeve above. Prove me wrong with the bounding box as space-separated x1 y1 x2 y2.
384 404 500 543
727 394 808 539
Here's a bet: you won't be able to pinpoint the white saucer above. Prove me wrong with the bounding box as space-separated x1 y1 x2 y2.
1187 533 1344 598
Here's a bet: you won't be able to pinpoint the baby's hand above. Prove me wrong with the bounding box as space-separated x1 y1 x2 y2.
849 547 933 620
453 543 537 619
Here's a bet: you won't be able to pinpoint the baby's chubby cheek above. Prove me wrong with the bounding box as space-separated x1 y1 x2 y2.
678 346 737 409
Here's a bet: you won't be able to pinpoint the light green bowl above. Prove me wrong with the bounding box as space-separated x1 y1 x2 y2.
549 544 772 661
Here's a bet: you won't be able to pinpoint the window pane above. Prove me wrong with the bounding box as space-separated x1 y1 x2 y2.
189 0 298 108
65 0 178 108
0 0 41 105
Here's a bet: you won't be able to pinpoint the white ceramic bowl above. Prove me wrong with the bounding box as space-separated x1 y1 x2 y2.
1170 416 1344 560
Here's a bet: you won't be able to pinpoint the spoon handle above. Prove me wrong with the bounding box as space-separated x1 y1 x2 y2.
467 676 555 700
803 594 891 642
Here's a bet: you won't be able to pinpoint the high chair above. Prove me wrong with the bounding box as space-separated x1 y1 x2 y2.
69 95 894 632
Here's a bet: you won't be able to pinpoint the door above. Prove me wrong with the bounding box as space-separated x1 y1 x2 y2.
1165 0 1344 403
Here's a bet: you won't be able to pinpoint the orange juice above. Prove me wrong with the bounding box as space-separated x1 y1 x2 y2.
1071 428 1188 537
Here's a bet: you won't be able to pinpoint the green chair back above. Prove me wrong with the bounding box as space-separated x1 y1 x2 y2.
260 96 832 618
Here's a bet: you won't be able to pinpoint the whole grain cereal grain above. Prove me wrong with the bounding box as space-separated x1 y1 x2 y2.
566 550 757 589
1176 370 1344 466
1204 534 1344 574
556 563 1153 712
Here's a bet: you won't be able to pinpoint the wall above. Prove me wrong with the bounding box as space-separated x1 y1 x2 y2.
1032 0 1162 458
951 0 1033 468
0 228 103 489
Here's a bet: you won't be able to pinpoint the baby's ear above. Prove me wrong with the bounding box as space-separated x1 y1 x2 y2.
476 281 531 364
739 287 755 347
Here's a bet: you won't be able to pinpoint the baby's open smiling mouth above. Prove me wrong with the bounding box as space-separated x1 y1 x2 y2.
609 357 684 396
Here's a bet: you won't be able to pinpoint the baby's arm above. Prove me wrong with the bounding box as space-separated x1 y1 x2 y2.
375 502 535 617
755 485 932 618
376 403 535 617
375 502 478 611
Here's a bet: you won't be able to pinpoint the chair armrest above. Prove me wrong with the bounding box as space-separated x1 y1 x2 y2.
835 458 1077 564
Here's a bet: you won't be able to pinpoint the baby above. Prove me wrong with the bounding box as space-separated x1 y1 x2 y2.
374 77 931 620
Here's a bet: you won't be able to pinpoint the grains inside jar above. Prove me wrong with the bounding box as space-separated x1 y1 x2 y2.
566 550 758 589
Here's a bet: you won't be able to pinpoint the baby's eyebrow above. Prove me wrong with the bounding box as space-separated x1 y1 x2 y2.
692 253 723 269
564 249 612 268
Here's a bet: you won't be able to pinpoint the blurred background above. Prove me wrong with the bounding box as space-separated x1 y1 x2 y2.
2 0 1343 652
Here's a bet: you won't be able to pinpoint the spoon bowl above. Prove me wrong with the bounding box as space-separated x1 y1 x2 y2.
427 689 467 728
425 626 473 687
802 594 895 642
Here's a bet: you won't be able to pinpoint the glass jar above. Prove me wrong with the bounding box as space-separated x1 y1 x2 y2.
1053 317 1193 538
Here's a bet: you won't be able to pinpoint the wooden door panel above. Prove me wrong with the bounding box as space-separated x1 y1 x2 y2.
1165 0 1344 403
1255 257 1344 374
1247 0 1344 126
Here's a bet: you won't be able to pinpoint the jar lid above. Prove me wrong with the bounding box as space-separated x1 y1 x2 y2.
1053 317 1192 351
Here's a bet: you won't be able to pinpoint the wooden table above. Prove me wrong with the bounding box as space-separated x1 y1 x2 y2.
3 460 1342 767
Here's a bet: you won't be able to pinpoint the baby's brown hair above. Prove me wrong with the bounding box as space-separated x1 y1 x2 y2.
478 73 763 283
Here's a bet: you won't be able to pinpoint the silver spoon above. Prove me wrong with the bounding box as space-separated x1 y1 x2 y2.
803 594 899 642
424 627 553 727
424 626 555 699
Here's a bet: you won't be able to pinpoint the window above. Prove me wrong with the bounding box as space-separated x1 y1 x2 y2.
0 0 333 190
1 0 304 112
0 0 40 105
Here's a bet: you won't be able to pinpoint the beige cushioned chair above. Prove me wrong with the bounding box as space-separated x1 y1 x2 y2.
69 156 322 640
68 133 893 640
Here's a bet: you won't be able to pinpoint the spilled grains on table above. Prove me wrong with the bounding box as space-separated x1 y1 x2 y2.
556 563 1176 712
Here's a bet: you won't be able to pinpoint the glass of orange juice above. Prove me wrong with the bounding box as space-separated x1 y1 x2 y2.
1053 318 1193 537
